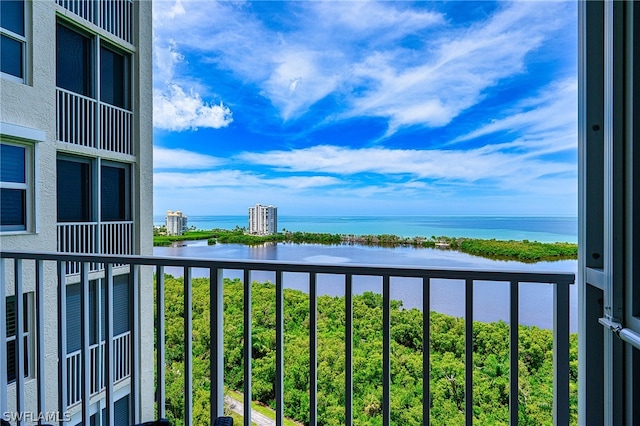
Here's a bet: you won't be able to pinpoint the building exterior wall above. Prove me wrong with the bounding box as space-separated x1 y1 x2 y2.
1 0 153 423
248 203 278 235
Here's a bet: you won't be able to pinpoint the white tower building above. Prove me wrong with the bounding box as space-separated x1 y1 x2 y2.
248 203 278 235
165 210 188 236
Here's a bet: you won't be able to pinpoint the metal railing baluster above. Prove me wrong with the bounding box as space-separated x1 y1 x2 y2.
554 280 570 425
105 263 115 426
244 269 252 426
345 274 353 426
184 267 193 426
36 259 46 418
275 270 284 426
156 266 166 419
57 260 68 425
15 259 24 426
510 280 519 425
423 276 431 426
81 262 91 425
382 275 391 426
465 278 473 426
210 268 224 419
309 272 318 426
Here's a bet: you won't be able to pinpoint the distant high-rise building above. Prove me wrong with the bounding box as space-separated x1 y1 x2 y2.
166 210 188 236
248 203 277 235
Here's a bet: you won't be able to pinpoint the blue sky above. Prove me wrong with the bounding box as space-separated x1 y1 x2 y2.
152 0 577 217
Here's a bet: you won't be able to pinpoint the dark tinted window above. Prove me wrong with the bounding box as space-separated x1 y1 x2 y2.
0 189 25 228
57 24 92 96
113 275 130 335
101 164 129 221
1 144 25 183
57 158 92 222
0 0 24 36
100 46 130 109
1 35 23 78
6 294 30 383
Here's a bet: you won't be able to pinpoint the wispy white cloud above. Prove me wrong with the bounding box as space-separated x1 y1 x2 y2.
238 144 574 184
154 146 225 169
452 78 577 146
153 0 572 134
154 170 342 190
153 84 233 131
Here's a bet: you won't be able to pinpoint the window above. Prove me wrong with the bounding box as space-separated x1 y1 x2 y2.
6 293 32 383
57 157 93 223
1 142 30 232
66 275 130 354
100 46 131 110
0 0 25 81
101 163 130 221
56 23 92 97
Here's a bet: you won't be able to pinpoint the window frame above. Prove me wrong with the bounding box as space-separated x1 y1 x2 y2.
100 161 131 222
6 292 34 384
56 20 94 98
56 154 95 224
0 0 27 83
0 139 34 234
100 42 132 111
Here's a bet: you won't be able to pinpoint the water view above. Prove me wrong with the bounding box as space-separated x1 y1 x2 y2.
154 215 578 332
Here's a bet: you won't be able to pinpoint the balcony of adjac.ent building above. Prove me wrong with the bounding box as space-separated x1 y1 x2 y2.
0 250 574 426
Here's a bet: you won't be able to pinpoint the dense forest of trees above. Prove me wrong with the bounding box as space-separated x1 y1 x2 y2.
161 276 578 426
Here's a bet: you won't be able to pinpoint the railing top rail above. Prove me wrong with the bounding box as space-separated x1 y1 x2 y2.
56 87 97 103
57 222 99 226
0 251 575 285
100 101 133 114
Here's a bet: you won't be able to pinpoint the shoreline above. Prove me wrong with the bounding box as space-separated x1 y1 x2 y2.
153 228 578 262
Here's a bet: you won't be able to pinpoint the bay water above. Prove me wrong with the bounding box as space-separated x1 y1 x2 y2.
153 215 578 332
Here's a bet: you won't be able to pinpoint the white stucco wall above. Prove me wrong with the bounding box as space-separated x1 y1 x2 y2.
2 0 155 422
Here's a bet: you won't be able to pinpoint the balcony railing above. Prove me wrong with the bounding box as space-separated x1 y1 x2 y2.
56 88 133 155
67 331 131 407
57 222 134 274
0 251 574 426
100 103 133 155
56 89 97 149
57 0 133 44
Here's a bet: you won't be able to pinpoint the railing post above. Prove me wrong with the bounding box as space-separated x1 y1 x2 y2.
345 274 353 426
105 263 115 426
423 276 431 426
275 270 284 426
156 266 166 419
131 265 141 423
81 262 91 426
57 261 68 426
510 281 519 426
382 275 391 426
465 278 473 426
14 260 24 426
36 260 46 418
210 267 224 419
0 259 8 417
309 272 318 426
243 269 252 426
184 267 193 426
554 281 570 425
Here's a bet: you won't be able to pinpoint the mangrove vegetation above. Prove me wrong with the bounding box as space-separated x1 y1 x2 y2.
153 227 577 262
161 276 578 426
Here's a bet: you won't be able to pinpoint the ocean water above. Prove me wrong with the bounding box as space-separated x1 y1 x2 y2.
154 215 577 243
